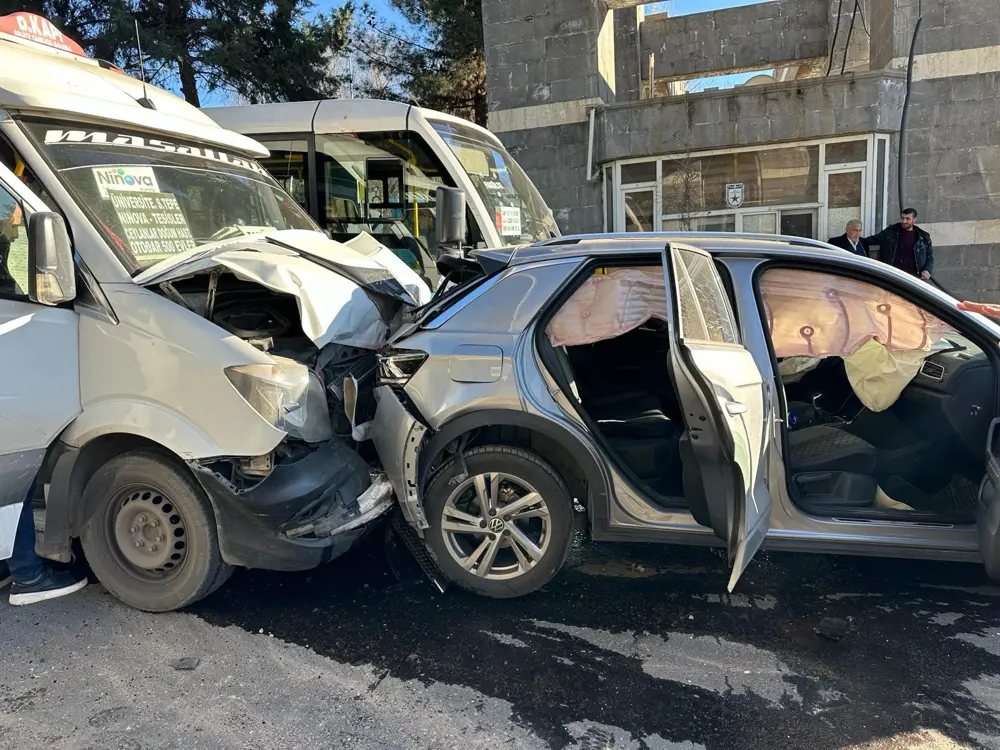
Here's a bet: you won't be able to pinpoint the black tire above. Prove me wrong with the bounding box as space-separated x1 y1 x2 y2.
79 450 232 613
423 445 573 598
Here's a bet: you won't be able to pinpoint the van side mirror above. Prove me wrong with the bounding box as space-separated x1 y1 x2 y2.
28 212 76 306
435 186 466 252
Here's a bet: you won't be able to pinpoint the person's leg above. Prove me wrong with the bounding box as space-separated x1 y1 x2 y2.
7 482 87 606
7 487 44 585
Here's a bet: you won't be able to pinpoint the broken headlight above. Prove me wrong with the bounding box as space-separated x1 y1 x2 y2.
375 349 427 387
225 356 333 444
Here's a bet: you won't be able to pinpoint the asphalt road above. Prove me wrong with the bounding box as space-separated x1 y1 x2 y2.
3 530 1000 750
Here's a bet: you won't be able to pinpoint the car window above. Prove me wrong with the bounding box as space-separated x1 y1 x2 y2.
0 183 28 298
674 248 739 344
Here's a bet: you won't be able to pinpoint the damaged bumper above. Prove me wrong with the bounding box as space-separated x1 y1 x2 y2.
372 386 429 531
190 439 393 571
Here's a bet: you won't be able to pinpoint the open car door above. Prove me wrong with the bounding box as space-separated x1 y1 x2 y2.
977 419 1000 578
661 243 772 591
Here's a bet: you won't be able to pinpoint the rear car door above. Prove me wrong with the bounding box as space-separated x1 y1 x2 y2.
661 243 772 590
0 163 81 559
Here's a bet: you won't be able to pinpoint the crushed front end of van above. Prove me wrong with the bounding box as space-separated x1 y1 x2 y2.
132 229 429 575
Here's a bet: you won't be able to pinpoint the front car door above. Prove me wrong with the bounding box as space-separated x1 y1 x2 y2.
978 419 1000 578
0 161 81 559
661 243 772 590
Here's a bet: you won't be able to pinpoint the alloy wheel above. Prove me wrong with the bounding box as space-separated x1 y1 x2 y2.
440 472 551 580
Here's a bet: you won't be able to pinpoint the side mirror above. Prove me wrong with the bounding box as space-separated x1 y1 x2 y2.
28 212 76 306
435 186 466 251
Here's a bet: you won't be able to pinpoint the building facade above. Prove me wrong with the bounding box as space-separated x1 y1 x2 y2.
482 0 1000 301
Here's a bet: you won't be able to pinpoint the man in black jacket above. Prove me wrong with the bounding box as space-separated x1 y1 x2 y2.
864 208 934 280
827 219 869 256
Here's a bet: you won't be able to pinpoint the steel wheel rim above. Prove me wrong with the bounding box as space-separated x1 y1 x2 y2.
108 485 188 582
441 472 551 580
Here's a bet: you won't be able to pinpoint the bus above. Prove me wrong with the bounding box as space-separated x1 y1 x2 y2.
204 100 561 284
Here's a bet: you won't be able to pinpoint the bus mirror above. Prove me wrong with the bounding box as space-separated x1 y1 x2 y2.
435 186 466 253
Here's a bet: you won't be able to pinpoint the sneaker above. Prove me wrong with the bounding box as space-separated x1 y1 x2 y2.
9 567 87 606
0 563 10 590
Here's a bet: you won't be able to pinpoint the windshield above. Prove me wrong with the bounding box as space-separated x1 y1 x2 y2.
430 120 559 244
22 120 318 272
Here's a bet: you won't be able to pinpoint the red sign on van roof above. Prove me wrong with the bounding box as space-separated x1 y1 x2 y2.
0 12 87 57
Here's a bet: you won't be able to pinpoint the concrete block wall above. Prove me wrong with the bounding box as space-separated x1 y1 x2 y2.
483 0 613 234
484 0 614 113
639 0 829 81
828 0 870 74
889 0 1000 301
596 72 905 162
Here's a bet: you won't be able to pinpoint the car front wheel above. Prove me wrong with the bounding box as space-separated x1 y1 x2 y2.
423 445 573 598
79 450 232 613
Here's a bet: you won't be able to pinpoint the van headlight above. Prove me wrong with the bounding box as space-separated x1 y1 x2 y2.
225 357 333 444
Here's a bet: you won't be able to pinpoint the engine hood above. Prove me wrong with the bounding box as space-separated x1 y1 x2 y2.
134 230 432 350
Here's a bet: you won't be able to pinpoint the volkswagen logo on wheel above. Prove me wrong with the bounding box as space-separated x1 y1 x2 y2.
488 517 505 533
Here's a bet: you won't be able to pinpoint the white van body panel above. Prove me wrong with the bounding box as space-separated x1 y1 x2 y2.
61 285 287 459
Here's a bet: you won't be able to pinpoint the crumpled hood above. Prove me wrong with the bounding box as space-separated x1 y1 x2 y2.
134 230 432 350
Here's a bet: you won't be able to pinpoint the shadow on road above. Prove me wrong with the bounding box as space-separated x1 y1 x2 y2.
191 531 1000 749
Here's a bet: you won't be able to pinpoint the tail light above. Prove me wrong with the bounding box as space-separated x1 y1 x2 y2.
376 348 428 387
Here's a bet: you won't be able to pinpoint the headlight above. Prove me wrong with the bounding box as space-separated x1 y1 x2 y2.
225 356 333 443
376 349 428 387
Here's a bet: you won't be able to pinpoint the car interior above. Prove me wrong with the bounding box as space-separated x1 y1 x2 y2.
551 322 686 502
764 267 996 523
543 264 689 507
543 261 997 526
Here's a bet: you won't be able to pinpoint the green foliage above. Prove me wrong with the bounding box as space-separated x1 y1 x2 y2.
1 0 354 106
354 0 485 125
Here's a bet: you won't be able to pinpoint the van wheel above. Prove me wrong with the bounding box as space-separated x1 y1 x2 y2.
80 451 232 613
423 445 573 598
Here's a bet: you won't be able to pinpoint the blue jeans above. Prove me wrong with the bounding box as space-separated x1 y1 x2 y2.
8 482 44 584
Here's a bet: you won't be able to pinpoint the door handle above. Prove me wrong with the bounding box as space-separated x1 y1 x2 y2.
726 401 748 415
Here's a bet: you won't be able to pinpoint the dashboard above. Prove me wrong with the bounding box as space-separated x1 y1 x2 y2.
900 338 995 457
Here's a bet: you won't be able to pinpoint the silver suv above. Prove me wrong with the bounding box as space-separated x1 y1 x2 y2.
370 232 1000 598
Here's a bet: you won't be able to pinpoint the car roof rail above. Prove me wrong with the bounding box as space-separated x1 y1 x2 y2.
531 232 838 252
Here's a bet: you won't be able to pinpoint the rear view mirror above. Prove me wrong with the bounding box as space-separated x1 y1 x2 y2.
435 186 466 251
28 212 76 306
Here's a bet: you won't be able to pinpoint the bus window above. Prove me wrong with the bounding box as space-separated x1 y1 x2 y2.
257 139 310 214
316 132 446 277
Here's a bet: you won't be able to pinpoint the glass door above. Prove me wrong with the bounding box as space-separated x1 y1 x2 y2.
622 188 656 232
824 168 865 241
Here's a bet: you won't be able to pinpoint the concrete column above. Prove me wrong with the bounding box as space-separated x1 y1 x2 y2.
482 0 615 233
828 0 871 75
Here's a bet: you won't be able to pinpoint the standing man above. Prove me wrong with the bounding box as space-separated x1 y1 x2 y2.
828 219 870 256
864 208 934 281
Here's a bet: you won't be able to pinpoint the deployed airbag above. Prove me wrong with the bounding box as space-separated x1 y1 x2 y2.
762 269 956 412
547 267 667 348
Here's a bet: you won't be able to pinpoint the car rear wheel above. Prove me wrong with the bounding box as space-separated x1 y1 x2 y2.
79 450 232 613
423 445 573 598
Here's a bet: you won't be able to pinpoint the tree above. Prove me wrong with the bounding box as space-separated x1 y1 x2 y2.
1 0 354 107
351 0 486 125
